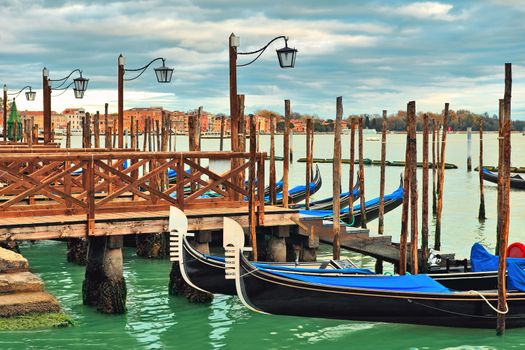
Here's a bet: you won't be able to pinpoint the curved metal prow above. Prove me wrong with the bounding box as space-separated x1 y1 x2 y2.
169 206 191 262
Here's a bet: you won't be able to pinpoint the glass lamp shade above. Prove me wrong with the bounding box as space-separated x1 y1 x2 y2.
154 65 174 83
73 88 85 99
73 76 89 92
25 90 36 101
276 45 297 68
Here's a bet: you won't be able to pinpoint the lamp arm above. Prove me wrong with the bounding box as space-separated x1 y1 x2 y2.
124 57 165 81
51 81 75 94
7 86 32 98
49 69 83 89
236 36 287 68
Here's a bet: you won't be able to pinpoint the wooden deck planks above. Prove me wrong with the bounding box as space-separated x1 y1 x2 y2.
0 206 299 241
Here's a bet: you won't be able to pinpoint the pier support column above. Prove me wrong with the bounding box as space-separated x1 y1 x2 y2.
66 238 87 265
82 236 126 314
168 231 213 303
266 226 289 262
136 233 167 259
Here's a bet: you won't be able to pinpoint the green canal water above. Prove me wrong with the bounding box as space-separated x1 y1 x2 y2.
2 133 525 349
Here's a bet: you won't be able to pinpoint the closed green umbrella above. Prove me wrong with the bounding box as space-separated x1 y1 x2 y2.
7 99 22 141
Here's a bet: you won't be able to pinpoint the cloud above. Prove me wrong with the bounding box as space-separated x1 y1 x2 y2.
380 2 469 22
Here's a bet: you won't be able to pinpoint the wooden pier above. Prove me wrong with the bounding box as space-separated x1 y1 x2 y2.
0 150 297 242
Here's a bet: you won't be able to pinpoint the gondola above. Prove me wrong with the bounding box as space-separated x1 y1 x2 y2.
227 223 525 329
270 165 322 205
482 168 525 189
168 207 370 295
291 175 360 211
169 207 518 297
299 177 403 227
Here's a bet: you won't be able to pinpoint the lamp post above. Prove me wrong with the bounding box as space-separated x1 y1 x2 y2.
117 55 173 148
228 33 297 152
43 68 89 144
2 85 37 141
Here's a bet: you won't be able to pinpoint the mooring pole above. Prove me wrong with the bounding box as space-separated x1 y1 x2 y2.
435 103 449 251
248 114 258 261
497 63 512 336
348 118 356 221
432 119 437 215
104 104 110 149
66 121 71 149
305 117 312 209
399 103 411 275
478 118 486 220
283 100 291 208
408 101 418 274
467 127 472 172
269 114 276 205
219 114 225 151
496 99 504 253
422 113 430 272
290 128 294 163
333 97 343 260
378 110 387 235
94 111 100 148
358 117 367 228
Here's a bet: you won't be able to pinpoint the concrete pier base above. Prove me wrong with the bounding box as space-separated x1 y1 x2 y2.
82 236 126 314
168 231 213 303
66 238 87 265
266 237 287 262
136 233 167 259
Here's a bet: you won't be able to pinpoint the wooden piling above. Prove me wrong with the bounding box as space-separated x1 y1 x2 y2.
219 114 225 151
399 102 412 275
269 114 277 205
66 121 71 149
85 112 92 148
432 119 437 215
434 103 449 251
358 117 367 228
130 116 136 149
332 97 343 260
378 110 387 235
112 120 117 149
408 102 418 275
496 99 504 252
248 114 258 261
94 112 100 148
497 63 512 336
478 118 486 220
283 100 291 208
305 117 313 209
104 106 110 149
422 113 430 272
467 127 472 172
348 118 356 220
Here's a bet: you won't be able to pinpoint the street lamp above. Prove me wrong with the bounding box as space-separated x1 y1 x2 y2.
2 85 37 141
43 68 89 143
117 54 174 148
229 33 297 152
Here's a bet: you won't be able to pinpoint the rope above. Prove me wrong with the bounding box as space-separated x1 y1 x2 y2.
467 290 509 314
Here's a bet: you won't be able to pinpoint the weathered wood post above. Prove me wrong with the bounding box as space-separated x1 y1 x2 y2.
434 103 449 251
305 117 313 209
283 100 291 208
348 118 356 221
399 102 412 275
432 118 437 215
290 128 294 162
421 113 430 272
332 97 343 260
94 111 100 148
407 102 418 274
496 99 504 252
269 114 277 205
130 116 136 149
467 127 472 172
497 63 512 336
104 105 110 149
219 114 225 151
248 114 258 261
378 110 387 235
358 117 367 228
478 117 486 220
66 121 71 149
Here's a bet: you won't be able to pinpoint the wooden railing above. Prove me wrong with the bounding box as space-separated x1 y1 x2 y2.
0 151 266 235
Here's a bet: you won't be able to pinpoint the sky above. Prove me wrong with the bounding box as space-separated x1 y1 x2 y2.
1 0 525 118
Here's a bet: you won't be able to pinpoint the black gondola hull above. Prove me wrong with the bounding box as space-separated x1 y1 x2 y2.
482 169 525 189
237 256 525 329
